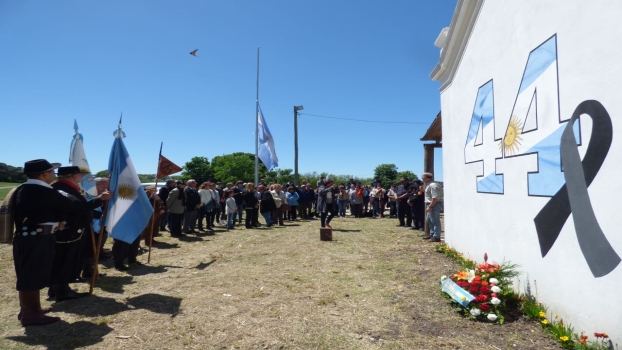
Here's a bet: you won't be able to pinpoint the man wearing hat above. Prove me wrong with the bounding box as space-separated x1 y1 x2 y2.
48 166 112 302
12 159 84 326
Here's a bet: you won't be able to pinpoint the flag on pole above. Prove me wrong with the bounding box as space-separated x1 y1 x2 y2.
106 116 153 244
69 120 97 196
257 104 278 170
157 154 182 179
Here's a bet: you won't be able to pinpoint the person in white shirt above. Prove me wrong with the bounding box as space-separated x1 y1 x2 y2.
422 172 444 242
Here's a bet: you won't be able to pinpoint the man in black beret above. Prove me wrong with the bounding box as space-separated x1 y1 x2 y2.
12 159 84 326
48 166 111 302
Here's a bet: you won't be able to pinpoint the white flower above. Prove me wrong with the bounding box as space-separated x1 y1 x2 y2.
489 278 499 284
441 275 447 280
487 313 498 321
491 286 502 293
470 308 481 316
491 297 501 305
466 270 476 283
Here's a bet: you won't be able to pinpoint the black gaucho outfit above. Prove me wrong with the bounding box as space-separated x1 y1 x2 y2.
13 183 83 291
50 181 102 286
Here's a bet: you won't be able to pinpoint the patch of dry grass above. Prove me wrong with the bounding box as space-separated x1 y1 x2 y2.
0 215 561 349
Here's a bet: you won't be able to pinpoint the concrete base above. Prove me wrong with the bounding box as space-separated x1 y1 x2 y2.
320 228 332 241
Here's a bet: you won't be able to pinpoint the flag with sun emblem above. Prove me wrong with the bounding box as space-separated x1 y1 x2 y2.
257 104 278 170
106 117 154 244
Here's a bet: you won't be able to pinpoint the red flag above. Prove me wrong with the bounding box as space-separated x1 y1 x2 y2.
157 155 182 178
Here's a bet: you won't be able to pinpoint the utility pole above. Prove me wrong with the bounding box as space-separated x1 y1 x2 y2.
294 105 304 185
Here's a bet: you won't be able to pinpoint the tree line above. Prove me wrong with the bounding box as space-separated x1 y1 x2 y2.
76 152 419 187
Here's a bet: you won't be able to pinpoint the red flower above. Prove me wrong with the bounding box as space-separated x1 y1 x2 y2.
491 293 498 298
475 294 488 303
457 281 469 288
481 281 489 287
470 286 479 293
474 275 482 281
471 280 480 286
480 304 491 312
480 286 490 294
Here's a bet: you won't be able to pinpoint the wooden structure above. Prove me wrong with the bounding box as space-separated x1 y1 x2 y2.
320 228 332 241
420 111 442 174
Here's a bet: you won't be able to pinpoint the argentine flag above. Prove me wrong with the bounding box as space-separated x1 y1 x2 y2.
70 120 98 196
257 104 278 170
106 119 153 244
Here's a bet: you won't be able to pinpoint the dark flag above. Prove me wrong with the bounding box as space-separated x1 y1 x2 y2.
157 155 182 179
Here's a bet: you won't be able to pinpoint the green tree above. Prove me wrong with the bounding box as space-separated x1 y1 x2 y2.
138 174 157 183
0 163 26 183
373 164 399 186
94 170 108 177
181 157 214 184
397 170 418 183
210 152 266 184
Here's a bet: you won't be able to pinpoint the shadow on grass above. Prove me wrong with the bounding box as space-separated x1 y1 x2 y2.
333 229 362 232
50 293 183 317
151 241 180 250
193 260 216 270
126 293 182 315
95 275 135 294
126 264 183 277
178 235 203 242
52 295 129 316
6 320 113 350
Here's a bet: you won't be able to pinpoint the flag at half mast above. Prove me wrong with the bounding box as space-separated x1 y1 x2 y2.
106 116 153 244
257 104 278 170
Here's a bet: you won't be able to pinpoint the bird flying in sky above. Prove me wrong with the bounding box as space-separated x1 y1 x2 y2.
190 49 198 57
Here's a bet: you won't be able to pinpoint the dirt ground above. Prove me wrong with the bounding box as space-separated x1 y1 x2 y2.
0 213 561 350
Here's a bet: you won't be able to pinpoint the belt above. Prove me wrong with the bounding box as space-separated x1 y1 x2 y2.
16 223 59 237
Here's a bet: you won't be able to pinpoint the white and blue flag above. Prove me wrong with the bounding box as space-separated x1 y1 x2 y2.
257 104 279 170
69 120 97 196
106 116 153 244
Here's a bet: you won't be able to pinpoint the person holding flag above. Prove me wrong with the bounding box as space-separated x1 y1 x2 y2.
106 116 153 271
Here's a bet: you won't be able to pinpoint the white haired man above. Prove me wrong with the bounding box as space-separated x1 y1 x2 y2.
422 172 444 242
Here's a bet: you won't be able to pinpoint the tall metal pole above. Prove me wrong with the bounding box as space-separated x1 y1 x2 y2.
294 106 299 185
255 47 260 185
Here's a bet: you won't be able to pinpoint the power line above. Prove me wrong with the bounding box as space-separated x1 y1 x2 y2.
298 112 431 125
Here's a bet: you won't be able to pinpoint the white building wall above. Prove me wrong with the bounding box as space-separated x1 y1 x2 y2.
440 0 622 341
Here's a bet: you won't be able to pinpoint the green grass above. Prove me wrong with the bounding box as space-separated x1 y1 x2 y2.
0 182 19 201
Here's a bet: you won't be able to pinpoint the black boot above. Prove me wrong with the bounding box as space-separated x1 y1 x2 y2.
53 284 89 303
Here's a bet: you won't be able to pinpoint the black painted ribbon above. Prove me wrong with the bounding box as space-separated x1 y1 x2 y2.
534 100 620 278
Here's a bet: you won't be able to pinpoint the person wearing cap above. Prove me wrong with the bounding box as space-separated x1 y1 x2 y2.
12 159 84 326
48 166 112 302
166 180 186 238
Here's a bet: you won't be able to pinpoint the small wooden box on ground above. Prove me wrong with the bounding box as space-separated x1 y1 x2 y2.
320 228 332 241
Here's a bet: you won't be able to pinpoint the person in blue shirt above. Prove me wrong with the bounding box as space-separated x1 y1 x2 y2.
285 186 300 221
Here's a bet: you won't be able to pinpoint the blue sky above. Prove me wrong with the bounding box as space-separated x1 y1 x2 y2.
0 0 455 181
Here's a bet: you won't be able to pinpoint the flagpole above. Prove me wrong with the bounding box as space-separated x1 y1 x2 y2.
255 46 260 185
147 142 163 264
90 201 108 294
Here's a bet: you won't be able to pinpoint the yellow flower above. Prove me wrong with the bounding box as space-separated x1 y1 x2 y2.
541 319 549 325
539 311 546 318
560 336 569 342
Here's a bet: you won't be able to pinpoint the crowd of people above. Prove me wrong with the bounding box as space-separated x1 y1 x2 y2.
153 173 444 241
5 157 443 327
